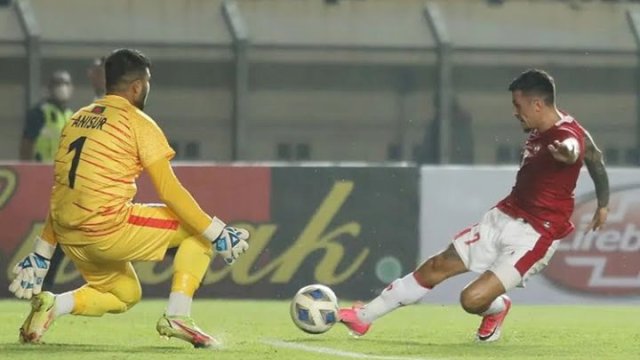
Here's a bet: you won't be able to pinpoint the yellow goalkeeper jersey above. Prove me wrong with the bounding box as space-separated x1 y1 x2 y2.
50 95 175 242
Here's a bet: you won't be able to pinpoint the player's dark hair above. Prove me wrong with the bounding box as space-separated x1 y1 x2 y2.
104 49 151 93
508 69 555 106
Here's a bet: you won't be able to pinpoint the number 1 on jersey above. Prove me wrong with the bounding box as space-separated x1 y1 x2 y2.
68 136 87 189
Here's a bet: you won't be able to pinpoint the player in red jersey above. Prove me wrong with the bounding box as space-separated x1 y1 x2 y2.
339 69 610 342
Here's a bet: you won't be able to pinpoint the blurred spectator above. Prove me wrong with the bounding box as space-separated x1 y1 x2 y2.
87 56 106 99
20 71 74 162
418 97 474 164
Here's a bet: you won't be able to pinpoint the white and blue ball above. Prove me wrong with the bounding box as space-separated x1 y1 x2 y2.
290 284 339 334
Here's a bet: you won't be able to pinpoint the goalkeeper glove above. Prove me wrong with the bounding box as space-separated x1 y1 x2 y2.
203 217 250 265
8 236 55 300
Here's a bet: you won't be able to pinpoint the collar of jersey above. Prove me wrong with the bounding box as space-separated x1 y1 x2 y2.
102 94 130 105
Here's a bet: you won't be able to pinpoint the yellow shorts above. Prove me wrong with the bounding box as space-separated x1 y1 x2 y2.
58 203 193 291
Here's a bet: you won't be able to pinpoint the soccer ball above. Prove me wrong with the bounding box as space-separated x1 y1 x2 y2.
290 284 339 334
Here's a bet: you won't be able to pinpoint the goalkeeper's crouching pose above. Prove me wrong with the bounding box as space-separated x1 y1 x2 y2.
8 48 250 348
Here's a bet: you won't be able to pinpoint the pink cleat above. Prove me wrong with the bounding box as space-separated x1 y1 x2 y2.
476 295 512 342
338 304 371 337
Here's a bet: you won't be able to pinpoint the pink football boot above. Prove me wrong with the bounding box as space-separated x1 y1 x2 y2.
477 295 512 342
338 304 371 337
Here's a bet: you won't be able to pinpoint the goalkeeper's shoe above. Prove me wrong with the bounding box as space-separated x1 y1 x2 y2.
476 295 512 342
156 314 219 348
19 291 56 344
338 303 371 337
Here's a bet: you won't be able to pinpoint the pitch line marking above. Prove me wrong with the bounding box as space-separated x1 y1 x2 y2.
262 339 437 360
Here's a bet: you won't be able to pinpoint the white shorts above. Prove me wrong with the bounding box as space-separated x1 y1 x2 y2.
452 207 559 290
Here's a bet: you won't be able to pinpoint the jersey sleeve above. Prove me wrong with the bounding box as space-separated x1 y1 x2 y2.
40 212 57 246
23 106 44 141
134 115 176 168
560 123 585 141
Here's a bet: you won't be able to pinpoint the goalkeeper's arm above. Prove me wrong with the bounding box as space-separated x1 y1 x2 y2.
146 158 225 242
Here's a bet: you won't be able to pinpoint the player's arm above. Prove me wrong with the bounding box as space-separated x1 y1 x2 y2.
146 158 249 264
547 137 581 164
583 130 609 232
9 213 57 299
137 115 248 263
146 157 218 237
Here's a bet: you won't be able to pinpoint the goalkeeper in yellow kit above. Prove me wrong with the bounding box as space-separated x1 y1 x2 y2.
8 48 249 348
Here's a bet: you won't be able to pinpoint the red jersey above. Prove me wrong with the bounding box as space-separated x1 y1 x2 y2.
497 112 585 239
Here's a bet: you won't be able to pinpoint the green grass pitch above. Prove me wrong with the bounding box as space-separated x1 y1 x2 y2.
1 300 638 360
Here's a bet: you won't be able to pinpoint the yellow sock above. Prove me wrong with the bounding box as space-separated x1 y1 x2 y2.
72 285 128 316
171 236 212 297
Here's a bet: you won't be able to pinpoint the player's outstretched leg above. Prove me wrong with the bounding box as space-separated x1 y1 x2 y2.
157 236 219 348
339 244 467 336
339 272 434 337
19 292 56 343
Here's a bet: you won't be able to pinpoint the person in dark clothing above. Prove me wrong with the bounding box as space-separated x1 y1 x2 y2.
20 71 74 162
